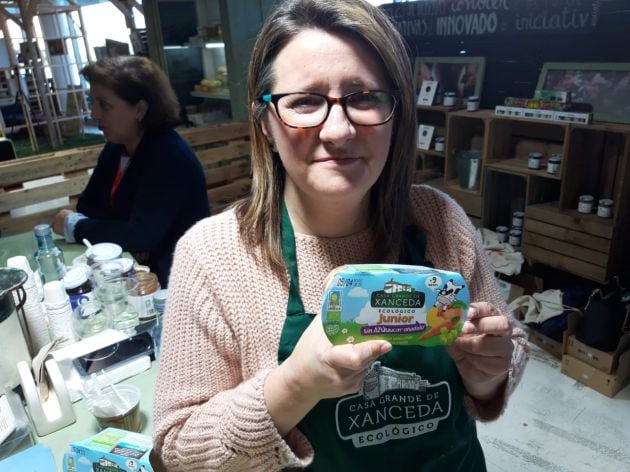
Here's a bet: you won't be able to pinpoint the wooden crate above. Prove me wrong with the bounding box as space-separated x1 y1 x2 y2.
523 202 614 282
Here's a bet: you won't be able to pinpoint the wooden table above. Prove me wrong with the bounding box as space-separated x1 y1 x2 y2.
1 231 156 470
0 231 86 272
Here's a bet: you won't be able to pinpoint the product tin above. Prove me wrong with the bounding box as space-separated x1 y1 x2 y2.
508 229 522 247
527 152 543 170
495 225 509 242
434 137 445 151
547 154 561 174
443 92 457 106
597 198 613 218
512 211 525 228
321 264 469 347
578 195 594 214
467 96 480 111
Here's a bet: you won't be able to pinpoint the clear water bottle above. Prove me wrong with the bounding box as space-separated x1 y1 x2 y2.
151 289 168 359
33 224 67 284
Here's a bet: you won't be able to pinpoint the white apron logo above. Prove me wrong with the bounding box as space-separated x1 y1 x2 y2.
335 362 451 448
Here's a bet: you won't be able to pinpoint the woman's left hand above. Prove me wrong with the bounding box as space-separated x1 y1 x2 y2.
446 302 514 401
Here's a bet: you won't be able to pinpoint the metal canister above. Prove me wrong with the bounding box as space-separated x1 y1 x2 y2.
495 226 509 242
434 137 445 151
527 152 543 170
508 229 522 247
547 154 561 174
467 96 480 111
443 92 457 106
597 199 613 218
578 195 594 214
512 211 525 228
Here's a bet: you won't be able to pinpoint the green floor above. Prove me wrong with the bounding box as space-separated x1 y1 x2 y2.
11 134 105 158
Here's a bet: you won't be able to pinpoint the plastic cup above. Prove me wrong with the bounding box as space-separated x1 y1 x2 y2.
92 384 141 432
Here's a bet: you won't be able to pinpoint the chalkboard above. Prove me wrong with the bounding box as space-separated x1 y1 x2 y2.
382 0 600 38
381 0 630 109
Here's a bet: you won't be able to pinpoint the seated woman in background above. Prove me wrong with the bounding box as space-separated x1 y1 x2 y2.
53 56 209 286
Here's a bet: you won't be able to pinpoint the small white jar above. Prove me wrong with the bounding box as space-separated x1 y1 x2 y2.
512 211 525 228
495 226 509 242
577 195 594 214
527 152 543 170
508 229 522 247
443 92 457 106
597 199 613 218
467 96 480 111
434 137 445 152
547 154 561 174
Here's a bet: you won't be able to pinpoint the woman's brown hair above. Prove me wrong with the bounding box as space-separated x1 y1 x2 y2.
235 0 416 274
81 55 180 134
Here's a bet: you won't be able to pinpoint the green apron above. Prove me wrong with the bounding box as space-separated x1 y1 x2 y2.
278 203 486 471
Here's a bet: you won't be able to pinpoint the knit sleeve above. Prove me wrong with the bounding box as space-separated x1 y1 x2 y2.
152 227 313 471
412 185 529 422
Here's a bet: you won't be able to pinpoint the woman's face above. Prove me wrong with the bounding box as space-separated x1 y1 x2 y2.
89 83 146 147
261 28 393 206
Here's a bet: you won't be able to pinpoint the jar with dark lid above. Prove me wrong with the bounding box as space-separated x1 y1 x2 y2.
527 152 543 170
597 198 613 218
128 272 160 322
495 225 509 242
62 266 94 310
547 154 561 174
467 96 480 111
508 229 522 247
578 195 594 214
443 92 457 106
434 136 445 152
512 211 525 228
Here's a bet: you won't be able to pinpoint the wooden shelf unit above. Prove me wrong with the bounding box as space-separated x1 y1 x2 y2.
418 108 630 282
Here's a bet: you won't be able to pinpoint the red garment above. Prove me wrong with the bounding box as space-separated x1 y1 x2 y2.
109 147 130 203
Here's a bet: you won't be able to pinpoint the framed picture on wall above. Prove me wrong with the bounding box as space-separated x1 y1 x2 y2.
414 56 486 101
537 62 630 124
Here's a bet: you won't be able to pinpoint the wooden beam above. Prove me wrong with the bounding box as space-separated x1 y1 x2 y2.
0 5 22 27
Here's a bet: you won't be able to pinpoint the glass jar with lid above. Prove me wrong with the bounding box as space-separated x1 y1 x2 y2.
578 195 594 213
597 198 614 218
128 272 160 322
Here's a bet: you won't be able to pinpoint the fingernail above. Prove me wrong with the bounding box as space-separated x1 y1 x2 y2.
380 342 392 354
461 322 475 334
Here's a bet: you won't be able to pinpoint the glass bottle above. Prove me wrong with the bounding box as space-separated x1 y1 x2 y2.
128 272 160 323
33 224 66 284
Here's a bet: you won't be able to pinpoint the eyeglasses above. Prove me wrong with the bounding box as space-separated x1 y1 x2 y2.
258 90 399 128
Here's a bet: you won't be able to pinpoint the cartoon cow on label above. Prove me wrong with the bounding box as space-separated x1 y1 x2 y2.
434 279 464 311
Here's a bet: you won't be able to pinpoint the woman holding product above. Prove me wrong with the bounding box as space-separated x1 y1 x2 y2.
52 56 209 286
154 0 528 470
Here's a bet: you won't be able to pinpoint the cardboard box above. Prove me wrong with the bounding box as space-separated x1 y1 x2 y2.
62 428 154 472
564 312 630 374
561 352 630 398
527 328 563 359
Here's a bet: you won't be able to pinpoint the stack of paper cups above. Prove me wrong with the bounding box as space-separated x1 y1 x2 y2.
7 256 50 353
43 281 77 348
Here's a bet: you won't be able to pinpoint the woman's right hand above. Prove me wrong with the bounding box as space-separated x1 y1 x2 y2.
264 315 391 435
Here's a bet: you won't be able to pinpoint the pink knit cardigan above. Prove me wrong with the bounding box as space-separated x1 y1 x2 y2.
153 185 529 471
